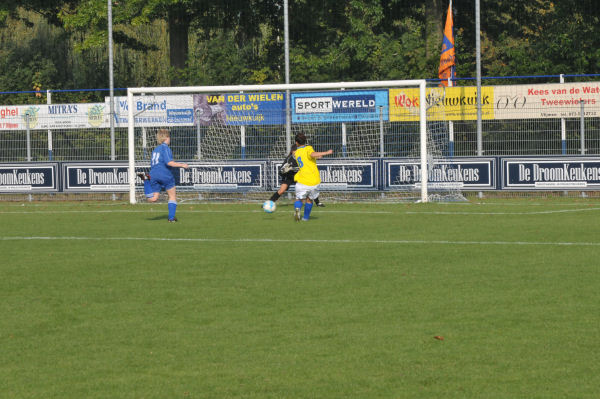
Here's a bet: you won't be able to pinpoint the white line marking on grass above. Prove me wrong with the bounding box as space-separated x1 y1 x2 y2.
2 207 600 215
405 207 600 215
292 210 395 214
0 209 266 214
2 236 600 247
0 209 395 215
0 210 148 214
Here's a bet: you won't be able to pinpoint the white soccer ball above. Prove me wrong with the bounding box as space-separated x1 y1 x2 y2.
263 200 276 213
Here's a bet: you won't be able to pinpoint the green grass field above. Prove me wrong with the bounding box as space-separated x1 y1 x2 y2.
1 199 599 398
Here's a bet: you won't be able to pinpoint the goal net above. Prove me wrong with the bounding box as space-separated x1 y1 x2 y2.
416 84 467 202
126 81 464 204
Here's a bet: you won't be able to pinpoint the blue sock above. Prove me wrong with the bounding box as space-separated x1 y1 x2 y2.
294 200 303 210
168 200 177 220
303 203 313 220
143 180 152 197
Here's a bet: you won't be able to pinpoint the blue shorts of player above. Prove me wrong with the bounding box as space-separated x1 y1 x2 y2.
146 171 176 197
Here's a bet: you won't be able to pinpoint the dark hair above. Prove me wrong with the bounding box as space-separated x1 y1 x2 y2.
295 133 307 145
290 144 298 151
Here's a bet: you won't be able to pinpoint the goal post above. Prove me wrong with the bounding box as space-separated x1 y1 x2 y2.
127 80 431 204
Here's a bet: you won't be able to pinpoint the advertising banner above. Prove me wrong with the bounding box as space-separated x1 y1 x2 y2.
502 157 600 190
0 163 59 192
0 106 20 129
3 82 599 131
106 95 194 127
271 160 378 191
316 160 378 190
383 158 496 190
193 93 285 126
177 162 266 191
291 90 388 123
63 163 133 192
494 82 600 119
270 162 289 189
0 103 108 130
389 82 600 122
10 156 600 194
389 86 495 121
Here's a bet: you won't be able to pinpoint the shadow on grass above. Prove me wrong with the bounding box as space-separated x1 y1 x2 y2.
147 215 168 221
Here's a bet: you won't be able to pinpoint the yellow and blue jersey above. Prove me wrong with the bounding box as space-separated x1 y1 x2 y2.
294 145 321 186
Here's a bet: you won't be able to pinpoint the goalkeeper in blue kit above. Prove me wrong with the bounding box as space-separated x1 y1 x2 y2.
138 129 189 222
293 133 333 221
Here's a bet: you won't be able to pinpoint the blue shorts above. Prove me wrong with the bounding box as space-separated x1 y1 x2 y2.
147 172 176 197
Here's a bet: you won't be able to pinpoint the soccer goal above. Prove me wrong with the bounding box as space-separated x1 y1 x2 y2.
126 80 465 204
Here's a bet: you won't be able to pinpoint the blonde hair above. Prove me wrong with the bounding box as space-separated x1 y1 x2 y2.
156 129 170 145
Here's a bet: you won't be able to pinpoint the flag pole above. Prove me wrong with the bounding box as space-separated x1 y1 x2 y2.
439 0 455 156
476 0 482 157
475 0 483 199
448 0 454 157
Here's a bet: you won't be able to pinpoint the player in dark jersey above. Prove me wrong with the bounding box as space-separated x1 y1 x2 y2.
267 144 324 206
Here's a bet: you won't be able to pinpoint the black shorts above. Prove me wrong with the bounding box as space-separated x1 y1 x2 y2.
280 172 295 186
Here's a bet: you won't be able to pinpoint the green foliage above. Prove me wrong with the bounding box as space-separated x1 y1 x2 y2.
0 10 8 27
2 0 600 103
0 11 68 104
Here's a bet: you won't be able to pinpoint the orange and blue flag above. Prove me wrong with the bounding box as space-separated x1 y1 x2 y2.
438 1 455 86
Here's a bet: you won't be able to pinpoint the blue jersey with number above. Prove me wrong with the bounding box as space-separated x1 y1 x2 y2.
148 143 176 191
150 143 173 178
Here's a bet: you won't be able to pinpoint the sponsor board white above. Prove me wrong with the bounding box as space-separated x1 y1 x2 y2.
0 185 32 191
534 181 587 188
106 95 194 127
193 184 238 189
295 97 334 113
320 183 349 189
0 103 108 130
90 185 129 191
494 82 600 119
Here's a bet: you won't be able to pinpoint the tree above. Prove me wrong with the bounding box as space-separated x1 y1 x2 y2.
0 1 75 28
57 0 281 85
3 0 600 100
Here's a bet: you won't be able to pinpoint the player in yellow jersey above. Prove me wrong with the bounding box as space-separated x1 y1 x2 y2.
293 133 333 221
